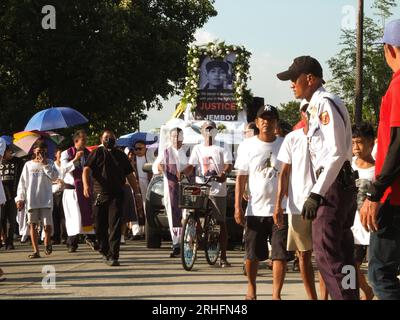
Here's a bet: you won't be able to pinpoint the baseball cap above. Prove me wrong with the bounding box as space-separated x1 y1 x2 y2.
277 56 325 84
205 60 229 73
256 104 279 120
377 19 400 46
201 120 217 131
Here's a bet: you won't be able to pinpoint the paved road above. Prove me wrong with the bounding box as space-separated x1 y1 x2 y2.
0 240 363 300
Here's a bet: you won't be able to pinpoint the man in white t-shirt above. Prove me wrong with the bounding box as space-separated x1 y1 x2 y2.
275 101 318 300
235 105 294 300
185 120 233 267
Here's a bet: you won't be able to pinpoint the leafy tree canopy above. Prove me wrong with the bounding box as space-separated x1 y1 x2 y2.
0 0 217 136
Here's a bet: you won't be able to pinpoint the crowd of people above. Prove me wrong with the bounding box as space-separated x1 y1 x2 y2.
0 19 400 300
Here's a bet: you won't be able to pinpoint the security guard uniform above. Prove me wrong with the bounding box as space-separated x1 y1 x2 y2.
306 87 358 300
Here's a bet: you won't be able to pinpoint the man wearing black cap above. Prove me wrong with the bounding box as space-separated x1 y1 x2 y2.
235 105 294 300
277 56 358 300
203 60 230 90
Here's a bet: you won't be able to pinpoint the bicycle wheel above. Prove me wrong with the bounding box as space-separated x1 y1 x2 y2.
180 213 199 271
204 213 221 265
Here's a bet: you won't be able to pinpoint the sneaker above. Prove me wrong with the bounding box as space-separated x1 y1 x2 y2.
106 259 120 266
219 259 231 268
169 247 180 258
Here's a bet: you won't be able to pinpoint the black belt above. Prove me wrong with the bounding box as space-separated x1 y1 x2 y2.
64 184 75 190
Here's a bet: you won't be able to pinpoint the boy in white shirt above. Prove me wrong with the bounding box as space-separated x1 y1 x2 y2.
15 141 59 258
351 123 375 300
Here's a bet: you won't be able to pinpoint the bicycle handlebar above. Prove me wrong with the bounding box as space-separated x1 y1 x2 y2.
179 173 219 185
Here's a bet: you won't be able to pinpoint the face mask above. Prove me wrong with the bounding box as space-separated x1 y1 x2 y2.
103 136 116 149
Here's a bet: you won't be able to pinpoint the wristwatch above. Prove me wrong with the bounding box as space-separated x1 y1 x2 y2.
366 184 381 202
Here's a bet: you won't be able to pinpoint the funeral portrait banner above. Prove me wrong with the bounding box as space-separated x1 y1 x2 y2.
196 53 238 121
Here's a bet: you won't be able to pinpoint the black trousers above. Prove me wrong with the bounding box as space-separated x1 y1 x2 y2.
93 192 123 260
52 192 67 242
1 199 17 246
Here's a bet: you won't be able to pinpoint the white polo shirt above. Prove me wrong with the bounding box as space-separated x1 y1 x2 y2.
277 128 314 215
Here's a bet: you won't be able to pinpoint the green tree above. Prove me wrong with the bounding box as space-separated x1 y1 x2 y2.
278 101 301 127
327 0 397 126
0 0 217 136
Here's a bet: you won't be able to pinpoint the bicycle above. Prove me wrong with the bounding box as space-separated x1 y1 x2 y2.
179 175 221 271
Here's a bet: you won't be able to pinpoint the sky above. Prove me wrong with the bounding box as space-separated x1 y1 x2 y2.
140 0 400 131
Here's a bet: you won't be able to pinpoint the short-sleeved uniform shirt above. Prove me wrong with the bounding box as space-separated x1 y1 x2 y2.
85 146 133 195
306 87 353 197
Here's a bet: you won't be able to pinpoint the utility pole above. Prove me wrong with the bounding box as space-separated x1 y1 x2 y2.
355 0 364 125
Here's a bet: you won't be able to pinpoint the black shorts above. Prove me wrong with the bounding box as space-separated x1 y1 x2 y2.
354 244 368 264
244 215 294 262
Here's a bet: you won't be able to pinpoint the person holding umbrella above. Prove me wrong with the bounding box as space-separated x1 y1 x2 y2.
15 140 59 258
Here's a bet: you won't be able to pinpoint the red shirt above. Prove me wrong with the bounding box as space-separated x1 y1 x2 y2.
375 70 400 205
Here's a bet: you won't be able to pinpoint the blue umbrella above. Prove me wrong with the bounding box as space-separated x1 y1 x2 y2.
116 132 158 148
25 107 89 131
0 135 13 145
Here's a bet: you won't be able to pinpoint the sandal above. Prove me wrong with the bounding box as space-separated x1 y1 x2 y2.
45 245 53 256
245 295 257 300
28 252 41 259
